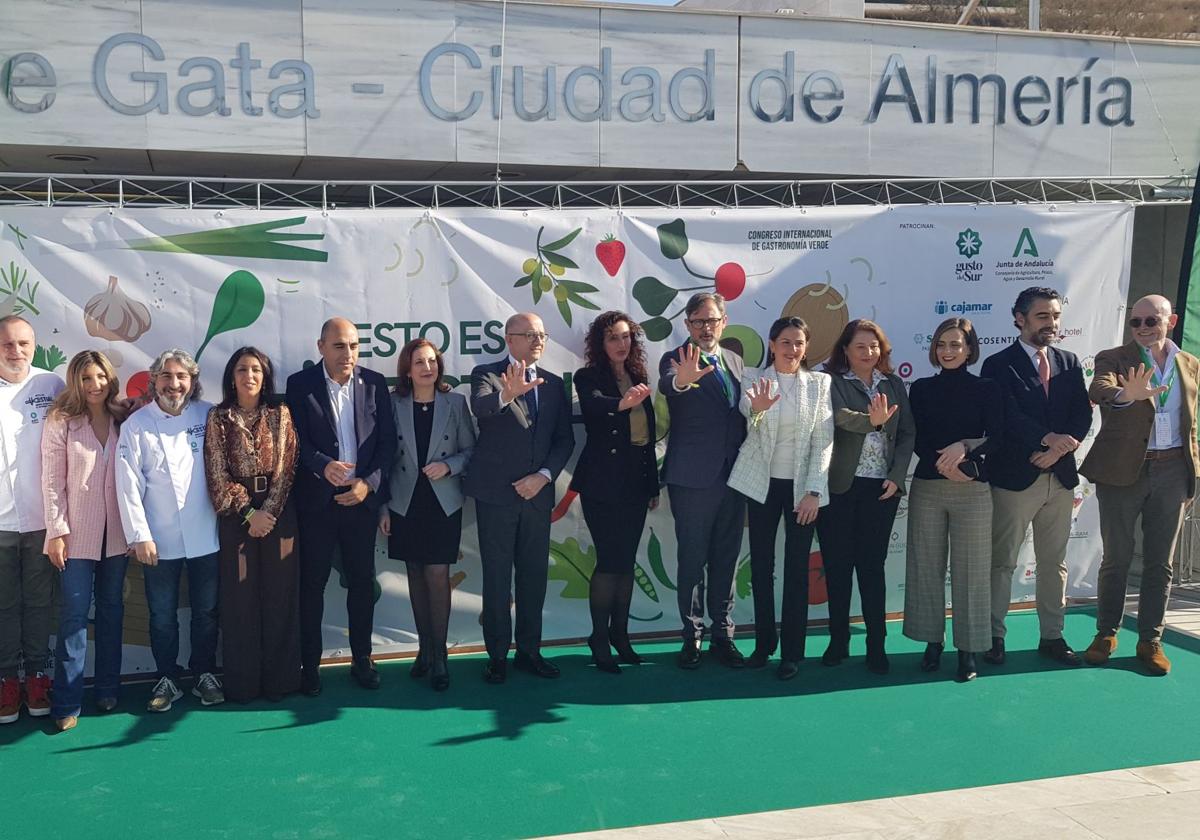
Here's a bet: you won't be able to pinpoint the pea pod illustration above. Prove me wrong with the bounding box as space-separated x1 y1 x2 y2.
646 528 676 591
633 561 659 603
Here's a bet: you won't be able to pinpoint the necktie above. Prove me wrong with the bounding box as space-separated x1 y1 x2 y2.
1037 349 1050 397
706 353 733 406
524 367 539 422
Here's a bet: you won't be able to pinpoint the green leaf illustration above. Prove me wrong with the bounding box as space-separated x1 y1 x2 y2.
125 217 328 263
557 298 573 326
33 344 67 370
633 275 677 317
641 316 674 343
657 218 689 261
196 270 265 361
548 537 597 599
541 228 582 252
735 552 752 599
542 251 579 270
653 391 671 442
514 273 534 288
566 290 599 311
647 529 676 591
558 279 599 294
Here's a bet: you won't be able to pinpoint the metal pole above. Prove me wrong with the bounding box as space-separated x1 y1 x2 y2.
1029 0 1040 30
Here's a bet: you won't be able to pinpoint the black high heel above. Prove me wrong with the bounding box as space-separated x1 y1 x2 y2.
589 636 621 674
430 651 450 692
920 642 944 672
410 645 430 679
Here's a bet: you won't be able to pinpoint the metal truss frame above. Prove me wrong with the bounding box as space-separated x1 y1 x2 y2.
0 173 1192 211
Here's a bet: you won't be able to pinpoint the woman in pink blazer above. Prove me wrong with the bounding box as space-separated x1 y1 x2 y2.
42 351 128 731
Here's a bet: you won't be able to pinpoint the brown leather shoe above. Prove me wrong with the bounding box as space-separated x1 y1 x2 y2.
1083 633 1117 665
54 716 78 733
1135 640 1171 676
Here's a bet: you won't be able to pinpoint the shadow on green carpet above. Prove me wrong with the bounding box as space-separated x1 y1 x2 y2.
6 609 1199 839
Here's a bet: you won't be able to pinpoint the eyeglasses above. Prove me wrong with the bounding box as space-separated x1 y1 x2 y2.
687 318 723 329
1128 316 1163 329
507 331 549 343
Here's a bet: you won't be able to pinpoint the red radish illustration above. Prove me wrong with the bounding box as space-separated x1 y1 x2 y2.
551 489 578 523
808 551 827 605
714 262 746 300
595 234 626 277
126 370 151 399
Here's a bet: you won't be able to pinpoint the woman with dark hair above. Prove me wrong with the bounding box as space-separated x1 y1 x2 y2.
571 311 659 673
728 317 833 680
42 351 128 731
203 346 300 702
903 318 1004 682
817 319 915 675
379 338 474 691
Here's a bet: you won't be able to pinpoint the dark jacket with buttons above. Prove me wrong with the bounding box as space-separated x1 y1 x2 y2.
825 370 915 496
570 365 659 503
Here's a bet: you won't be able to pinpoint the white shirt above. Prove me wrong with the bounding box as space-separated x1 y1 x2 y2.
769 372 800 479
1019 339 1049 372
1148 341 1183 450
116 399 218 560
324 365 359 466
0 367 64 532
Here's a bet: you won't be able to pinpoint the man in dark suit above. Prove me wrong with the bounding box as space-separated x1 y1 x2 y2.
465 312 574 683
285 317 396 695
658 292 748 669
1080 294 1200 675
980 287 1092 667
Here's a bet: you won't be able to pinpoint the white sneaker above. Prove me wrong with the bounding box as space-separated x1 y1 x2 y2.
192 672 225 706
147 677 183 713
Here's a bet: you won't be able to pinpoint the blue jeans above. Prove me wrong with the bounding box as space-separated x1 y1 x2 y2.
142 553 219 680
52 555 129 718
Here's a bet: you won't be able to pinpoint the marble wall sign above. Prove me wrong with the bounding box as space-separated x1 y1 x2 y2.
2 0 1198 177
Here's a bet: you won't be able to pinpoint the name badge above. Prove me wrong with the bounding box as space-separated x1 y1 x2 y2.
1155 412 1173 448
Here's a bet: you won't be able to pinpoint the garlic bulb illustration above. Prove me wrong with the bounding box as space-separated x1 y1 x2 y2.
84 275 152 343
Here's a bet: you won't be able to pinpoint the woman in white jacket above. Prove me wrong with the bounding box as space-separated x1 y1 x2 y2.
728 316 834 680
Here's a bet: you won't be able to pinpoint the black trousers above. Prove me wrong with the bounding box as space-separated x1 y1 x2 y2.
668 481 745 642
747 478 816 662
475 498 551 661
580 495 649 574
297 502 379 670
815 476 900 647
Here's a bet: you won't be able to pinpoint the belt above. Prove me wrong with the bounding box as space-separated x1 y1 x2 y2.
1144 447 1183 461
235 475 270 494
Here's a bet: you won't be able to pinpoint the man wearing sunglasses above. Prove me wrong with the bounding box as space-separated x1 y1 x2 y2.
658 292 748 669
466 312 574 683
1080 294 1200 675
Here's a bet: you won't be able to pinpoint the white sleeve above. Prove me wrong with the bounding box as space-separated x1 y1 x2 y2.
116 423 152 544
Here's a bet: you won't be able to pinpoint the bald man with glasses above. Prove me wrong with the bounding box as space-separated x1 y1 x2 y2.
465 313 574 684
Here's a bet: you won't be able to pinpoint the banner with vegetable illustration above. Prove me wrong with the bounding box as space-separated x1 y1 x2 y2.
0 203 1131 670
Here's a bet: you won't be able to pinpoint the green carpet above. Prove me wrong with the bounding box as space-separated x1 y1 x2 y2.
6 610 1200 839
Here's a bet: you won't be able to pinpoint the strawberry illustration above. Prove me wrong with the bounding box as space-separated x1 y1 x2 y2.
595 234 626 277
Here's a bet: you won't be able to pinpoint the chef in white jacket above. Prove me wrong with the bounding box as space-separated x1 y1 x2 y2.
117 349 223 713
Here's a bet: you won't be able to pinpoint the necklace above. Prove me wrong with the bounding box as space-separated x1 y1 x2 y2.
776 370 800 402
415 398 434 413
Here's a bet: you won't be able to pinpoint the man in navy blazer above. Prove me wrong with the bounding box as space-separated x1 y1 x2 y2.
980 287 1092 667
658 292 748 669
465 312 574 683
285 317 396 695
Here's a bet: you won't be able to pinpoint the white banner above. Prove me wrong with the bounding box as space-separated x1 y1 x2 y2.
0 202 1131 670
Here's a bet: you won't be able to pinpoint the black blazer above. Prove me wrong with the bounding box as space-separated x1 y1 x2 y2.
569 366 659 503
463 358 575 511
980 341 1092 492
657 341 747 489
284 363 397 513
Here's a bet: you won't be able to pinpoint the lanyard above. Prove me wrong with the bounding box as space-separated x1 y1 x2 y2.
1138 345 1177 410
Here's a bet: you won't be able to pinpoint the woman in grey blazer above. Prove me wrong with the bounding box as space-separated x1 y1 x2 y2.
816 320 914 676
728 317 833 681
379 339 475 691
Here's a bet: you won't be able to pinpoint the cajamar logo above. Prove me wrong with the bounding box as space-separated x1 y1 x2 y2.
956 228 983 258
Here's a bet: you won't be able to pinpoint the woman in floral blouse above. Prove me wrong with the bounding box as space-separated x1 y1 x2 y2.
204 347 299 703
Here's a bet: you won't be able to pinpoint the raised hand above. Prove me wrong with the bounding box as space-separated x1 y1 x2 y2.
670 343 715 389
746 377 780 415
500 361 544 403
868 393 898 427
1117 364 1169 403
618 383 652 411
